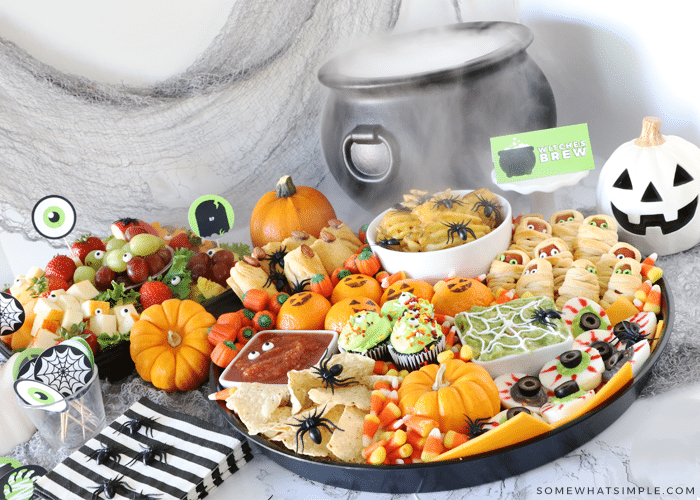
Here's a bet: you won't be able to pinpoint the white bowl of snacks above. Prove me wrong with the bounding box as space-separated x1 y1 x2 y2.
367 189 512 284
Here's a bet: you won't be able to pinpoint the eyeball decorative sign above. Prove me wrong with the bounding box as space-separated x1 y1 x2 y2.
31 195 76 240
491 124 595 183
187 195 235 240
596 117 700 256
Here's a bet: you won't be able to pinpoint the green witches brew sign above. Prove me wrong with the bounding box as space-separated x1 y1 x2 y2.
491 123 595 183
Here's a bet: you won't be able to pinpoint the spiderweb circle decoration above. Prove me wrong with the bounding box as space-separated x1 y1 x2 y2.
0 292 25 336
33 345 94 396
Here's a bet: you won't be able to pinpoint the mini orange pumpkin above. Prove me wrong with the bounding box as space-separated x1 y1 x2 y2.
397 359 500 434
130 298 216 392
250 175 337 248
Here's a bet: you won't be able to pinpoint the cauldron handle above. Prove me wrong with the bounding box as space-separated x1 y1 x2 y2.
341 125 398 183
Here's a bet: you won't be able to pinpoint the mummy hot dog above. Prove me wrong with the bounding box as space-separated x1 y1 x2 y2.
539 346 605 392
494 373 549 414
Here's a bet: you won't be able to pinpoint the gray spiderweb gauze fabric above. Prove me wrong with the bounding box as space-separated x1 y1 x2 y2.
0 0 401 245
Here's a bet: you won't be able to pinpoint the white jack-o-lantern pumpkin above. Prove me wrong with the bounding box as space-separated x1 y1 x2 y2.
597 117 700 256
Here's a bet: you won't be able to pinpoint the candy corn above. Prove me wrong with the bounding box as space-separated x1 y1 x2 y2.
385 429 408 453
420 427 443 461
363 413 381 447
404 415 438 437
387 443 413 461
370 390 388 415
443 430 469 449
378 402 402 428
366 445 387 465
643 284 662 314
362 439 387 460
635 279 652 302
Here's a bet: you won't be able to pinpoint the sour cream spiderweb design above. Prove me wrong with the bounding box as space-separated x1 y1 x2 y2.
33 347 93 396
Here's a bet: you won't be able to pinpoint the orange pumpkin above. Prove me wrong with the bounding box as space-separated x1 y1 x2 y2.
130 298 216 392
250 175 337 248
397 359 500 434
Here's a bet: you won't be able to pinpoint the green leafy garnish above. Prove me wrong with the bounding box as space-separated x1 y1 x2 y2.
97 331 130 350
96 280 140 307
219 242 251 259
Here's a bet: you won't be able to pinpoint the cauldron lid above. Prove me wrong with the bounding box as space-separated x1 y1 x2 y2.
318 21 534 90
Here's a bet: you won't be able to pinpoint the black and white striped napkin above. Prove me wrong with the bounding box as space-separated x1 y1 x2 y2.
34 397 253 500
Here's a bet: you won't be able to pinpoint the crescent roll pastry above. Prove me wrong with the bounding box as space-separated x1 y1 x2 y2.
595 242 643 299
510 216 552 258
310 229 356 274
549 209 584 250
600 257 643 309
555 259 600 309
486 249 531 296
533 237 574 292
516 258 554 300
284 244 328 291
573 214 619 263
227 256 277 299
323 219 363 253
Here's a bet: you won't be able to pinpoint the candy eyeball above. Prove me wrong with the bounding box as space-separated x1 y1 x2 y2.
248 351 261 360
94 308 104 315
262 341 275 351
170 276 182 285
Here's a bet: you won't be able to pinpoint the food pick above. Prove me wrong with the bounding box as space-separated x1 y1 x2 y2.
0 291 25 337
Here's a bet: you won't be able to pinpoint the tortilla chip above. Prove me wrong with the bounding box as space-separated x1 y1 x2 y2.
327 405 367 463
225 382 289 432
308 385 372 411
287 369 320 414
274 405 345 457
288 352 377 414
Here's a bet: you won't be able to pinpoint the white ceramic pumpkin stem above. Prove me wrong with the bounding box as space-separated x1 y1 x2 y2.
634 117 666 147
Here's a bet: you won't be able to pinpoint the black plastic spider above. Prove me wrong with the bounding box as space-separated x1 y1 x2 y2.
528 307 562 328
309 353 357 394
464 415 491 439
376 237 402 249
612 320 654 349
127 444 168 466
390 204 412 213
86 442 122 466
115 415 158 438
289 277 311 294
91 475 132 500
443 220 476 245
264 267 288 292
472 195 504 226
432 195 464 210
265 246 288 270
290 406 343 453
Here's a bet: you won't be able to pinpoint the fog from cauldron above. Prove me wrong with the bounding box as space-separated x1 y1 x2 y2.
319 23 556 221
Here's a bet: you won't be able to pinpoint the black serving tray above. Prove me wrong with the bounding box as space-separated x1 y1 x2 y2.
210 278 673 494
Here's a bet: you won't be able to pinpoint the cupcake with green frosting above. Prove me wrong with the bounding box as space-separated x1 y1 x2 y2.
388 310 445 371
381 292 434 327
338 310 392 360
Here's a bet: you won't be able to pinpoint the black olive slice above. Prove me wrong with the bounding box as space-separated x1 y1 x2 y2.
559 350 583 369
506 407 532 419
510 376 548 407
589 341 614 362
579 312 601 331
516 376 541 397
554 379 580 399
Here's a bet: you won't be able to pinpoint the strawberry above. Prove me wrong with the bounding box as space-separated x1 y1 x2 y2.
124 225 149 241
29 275 70 298
139 280 173 310
57 321 100 356
167 232 195 251
71 234 106 263
111 218 158 240
44 254 77 282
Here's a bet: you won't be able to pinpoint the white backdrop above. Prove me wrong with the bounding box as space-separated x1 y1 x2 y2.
1 0 699 283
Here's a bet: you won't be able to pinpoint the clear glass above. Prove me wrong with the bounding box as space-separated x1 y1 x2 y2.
17 367 106 451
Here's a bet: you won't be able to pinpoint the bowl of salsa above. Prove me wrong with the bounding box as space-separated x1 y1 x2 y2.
219 330 339 388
